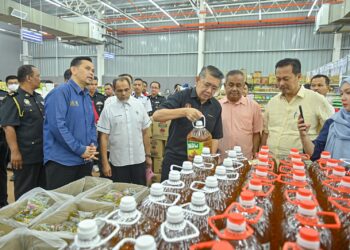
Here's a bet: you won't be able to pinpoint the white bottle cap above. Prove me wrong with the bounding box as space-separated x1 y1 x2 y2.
297 200 317 217
166 206 184 224
239 190 255 207
169 170 181 181
202 147 210 155
248 179 262 191
182 161 193 170
326 159 338 168
191 192 206 206
215 165 227 176
135 235 157 250
150 183 164 196
340 176 350 188
195 120 204 127
77 219 98 241
320 151 331 159
223 158 233 167
293 170 306 182
332 166 345 177
227 150 237 158
120 196 137 212
233 146 242 153
296 188 312 201
193 155 203 164
227 213 246 232
205 176 218 188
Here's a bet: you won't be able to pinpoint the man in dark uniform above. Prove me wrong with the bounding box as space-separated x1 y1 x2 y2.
88 76 105 116
153 65 224 181
0 87 9 207
149 81 166 116
0 65 46 200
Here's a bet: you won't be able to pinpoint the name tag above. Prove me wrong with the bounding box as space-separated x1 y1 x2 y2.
70 100 79 107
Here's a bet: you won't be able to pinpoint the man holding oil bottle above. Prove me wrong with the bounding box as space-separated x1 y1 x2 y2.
153 65 224 181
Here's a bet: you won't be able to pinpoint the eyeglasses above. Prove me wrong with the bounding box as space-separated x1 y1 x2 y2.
202 81 220 92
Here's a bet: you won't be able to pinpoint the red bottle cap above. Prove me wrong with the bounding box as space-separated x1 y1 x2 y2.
343 176 350 183
290 148 299 154
321 151 331 159
293 161 305 168
297 188 312 197
327 159 338 167
299 200 317 210
240 190 255 201
212 241 234 250
228 213 245 225
299 227 319 242
261 145 269 151
258 157 269 164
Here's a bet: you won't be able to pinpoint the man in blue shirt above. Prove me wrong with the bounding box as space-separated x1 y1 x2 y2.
44 56 98 189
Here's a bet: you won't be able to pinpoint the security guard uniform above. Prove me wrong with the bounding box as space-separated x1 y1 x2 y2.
89 91 106 116
0 89 9 207
0 87 46 200
149 94 166 116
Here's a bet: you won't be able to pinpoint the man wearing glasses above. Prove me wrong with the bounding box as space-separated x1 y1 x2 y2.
97 77 152 185
153 65 224 181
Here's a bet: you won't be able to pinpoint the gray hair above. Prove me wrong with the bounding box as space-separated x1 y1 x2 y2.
198 65 224 81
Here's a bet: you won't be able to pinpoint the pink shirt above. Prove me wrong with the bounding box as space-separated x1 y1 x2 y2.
218 96 263 160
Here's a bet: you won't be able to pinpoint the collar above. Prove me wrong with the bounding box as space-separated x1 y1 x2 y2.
68 79 88 95
280 85 305 99
117 96 133 106
221 96 247 105
18 87 35 97
190 87 212 104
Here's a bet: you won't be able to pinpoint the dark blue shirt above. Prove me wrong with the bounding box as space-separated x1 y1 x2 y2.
44 79 97 166
311 118 334 161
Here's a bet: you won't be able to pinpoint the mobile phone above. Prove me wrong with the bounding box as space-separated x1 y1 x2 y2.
299 105 304 120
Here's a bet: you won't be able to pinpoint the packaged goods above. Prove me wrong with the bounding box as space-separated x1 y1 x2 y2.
182 192 215 242
156 206 199 249
171 161 197 186
106 196 158 247
138 183 180 224
208 212 262 249
161 170 191 204
187 118 212 161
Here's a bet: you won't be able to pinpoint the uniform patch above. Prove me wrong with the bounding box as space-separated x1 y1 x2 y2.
24 99 31 106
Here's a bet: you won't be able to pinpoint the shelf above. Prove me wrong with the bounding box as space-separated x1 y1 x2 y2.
252 91 280 94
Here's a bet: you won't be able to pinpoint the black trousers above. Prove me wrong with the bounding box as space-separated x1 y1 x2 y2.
0 139 9 206
45 161 93 190
161 153 187 182
111 162 146 186
14 162 46 200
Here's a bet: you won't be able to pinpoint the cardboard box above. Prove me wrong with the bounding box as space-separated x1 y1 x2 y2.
153 157 163 174
151 139 165 158
153 121 170 140
152 174 161 183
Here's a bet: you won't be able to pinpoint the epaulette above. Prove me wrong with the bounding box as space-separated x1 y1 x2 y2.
7 92 18 97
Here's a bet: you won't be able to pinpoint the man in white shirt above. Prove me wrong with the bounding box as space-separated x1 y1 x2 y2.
133 78 152 113
97 77 152 185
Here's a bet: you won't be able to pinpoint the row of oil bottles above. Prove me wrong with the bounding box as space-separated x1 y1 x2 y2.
65 145 350 250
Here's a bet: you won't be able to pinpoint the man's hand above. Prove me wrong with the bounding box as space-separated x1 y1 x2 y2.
146 157 152 169
297 116 311 137
102 161 112 177
185 108 203 122
11 150 23 170
81 145 99 160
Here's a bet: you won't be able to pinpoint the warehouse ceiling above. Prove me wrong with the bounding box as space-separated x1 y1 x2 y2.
9 0 326 35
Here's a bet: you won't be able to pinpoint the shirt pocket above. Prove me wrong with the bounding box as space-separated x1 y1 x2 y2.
111 114 124 134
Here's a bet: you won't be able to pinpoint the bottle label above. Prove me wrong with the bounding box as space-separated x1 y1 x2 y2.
187 140 204 158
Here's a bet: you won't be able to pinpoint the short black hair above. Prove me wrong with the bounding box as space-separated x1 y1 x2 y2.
17 65 36 83
151 81 161 89
311 74 330 86
64 69 71 81
5 75 17 83
304 83 311 89
104 83 113 88
43 80 53 83
199 65 224 80
134 78 143 83
225 70 244 81
113 77 131 88
93 76 98 81
143 80 148 86
174 83 181 90
70 56 92 67
118 73 133 84
275 58 301 75
245 82 250 88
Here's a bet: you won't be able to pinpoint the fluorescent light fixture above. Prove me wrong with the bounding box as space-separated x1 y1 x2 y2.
45 0 61 7
100 1 145 28
308 0 318 17
148 0 180 26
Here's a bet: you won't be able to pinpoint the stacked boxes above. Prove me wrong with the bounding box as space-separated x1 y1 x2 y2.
151 120 171 182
